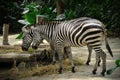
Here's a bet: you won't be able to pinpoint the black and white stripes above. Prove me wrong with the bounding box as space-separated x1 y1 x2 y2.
21 25 34 51
21 17 113 76
51 17 112 75
53 18 104 47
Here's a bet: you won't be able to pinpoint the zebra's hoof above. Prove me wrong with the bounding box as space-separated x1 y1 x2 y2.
86 60 90 65
58 67 62 74
86 62 90 65
101 72 105 76
101 69 106 76
98 60 101 66
92 70 96 75
52 61 56 65
98 61 101 66
72 66 75 73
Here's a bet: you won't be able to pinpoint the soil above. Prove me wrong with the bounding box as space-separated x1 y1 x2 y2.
20 38 120 80
0 34 120 80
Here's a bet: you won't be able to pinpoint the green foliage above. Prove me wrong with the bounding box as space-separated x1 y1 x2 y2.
61 0 120 36
16 32 23 39
107 59 120 75
19 1 57 24
16 1 57 39
64 9 74 20
38 6 57 20
17 0 120 38
115 59 120 67
1 0 119 36
0 0 23 34
16 2 40 39
21 2 40 25
107 67 117 75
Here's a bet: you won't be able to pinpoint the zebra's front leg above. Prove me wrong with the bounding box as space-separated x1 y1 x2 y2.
50 44 56 65
65 46 75 73
52 50 56 65
57 48 64 74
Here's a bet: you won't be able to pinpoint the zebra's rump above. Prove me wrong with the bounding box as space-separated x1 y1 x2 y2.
55 18 105 47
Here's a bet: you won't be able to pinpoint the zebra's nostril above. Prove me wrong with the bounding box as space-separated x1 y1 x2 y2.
32 46 38 49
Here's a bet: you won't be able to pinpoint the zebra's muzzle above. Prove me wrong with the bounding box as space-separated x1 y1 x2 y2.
32 45 38 50
21 46 28 51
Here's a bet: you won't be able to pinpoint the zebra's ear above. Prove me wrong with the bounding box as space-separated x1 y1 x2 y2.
22 25 30 32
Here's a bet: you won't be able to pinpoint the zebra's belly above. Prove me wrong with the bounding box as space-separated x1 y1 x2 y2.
65 41 87 47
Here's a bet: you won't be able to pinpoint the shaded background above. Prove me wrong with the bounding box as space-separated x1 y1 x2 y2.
0 0 120 36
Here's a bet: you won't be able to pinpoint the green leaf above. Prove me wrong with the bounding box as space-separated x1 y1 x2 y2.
18 20 30 25
107 67 117 75
65 9 74 20
22 8 29 14
107 59 120 75
115 59 120 67
16 32 23 39
25 12 36 24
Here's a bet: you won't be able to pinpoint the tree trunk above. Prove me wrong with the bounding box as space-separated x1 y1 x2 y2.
36 15 43 24
2 23 9 45
56 0 64 15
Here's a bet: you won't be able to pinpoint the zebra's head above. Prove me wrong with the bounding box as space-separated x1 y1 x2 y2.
31 27 44 49
21 25 34 51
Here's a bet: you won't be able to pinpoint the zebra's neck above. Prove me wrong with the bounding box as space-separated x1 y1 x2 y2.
36 21 62 42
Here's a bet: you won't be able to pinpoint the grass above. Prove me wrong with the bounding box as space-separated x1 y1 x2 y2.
0 48 22 54
0 47 84 80
0 58 83 80
0 46 40 54
0 45 50 54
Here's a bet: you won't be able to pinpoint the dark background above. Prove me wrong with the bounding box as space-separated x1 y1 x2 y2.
0 0 120 37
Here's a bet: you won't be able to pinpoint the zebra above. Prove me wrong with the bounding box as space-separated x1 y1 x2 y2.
53 19 113 76
21 17 100 65
21 20 62 64
31 18 113 76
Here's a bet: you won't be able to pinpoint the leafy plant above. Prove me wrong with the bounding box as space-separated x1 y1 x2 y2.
107 59 120 75
0 0 23 34
15 0 120 39
16 1 58 39
64 9 74 20
16 32 23 39
19 2 40 25
16 2 40 39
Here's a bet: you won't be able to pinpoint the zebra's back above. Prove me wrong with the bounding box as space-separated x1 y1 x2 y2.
54 18 105 47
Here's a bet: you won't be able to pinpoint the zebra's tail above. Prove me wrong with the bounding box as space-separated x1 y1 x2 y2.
105 38 113 57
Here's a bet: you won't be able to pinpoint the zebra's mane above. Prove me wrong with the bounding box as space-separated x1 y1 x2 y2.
36 20 63 26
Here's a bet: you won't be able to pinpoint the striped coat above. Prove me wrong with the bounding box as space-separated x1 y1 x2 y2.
51 18 113 76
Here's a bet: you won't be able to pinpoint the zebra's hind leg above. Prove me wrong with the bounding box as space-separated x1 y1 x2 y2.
93 48 106 76
86 45 92 65
92 52 100 75
86 45 101 66
65 46 75 73
98 56 101 66
100 49 106 76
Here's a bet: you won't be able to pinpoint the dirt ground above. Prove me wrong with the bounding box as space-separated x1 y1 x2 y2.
0 34 120 80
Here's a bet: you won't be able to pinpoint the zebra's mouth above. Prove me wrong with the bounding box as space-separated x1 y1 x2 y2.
21 46 28 51
32 45 38 50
